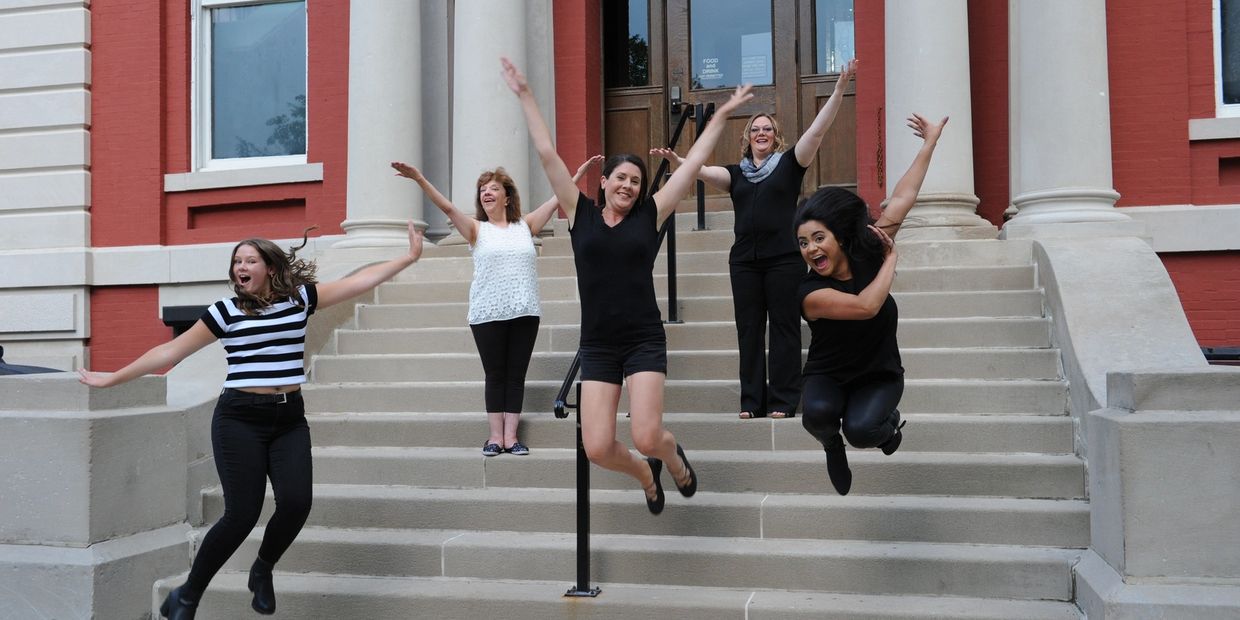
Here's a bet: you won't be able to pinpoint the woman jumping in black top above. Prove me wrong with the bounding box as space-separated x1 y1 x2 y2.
503 56 752 514
795 113 947 495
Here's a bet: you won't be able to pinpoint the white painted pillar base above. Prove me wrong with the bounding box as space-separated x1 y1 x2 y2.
1003 0 1132 237
336 0 425 250
885 0 995 241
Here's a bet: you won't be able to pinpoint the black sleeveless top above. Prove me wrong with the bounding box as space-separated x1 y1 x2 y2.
570 193 666 346
798 256 903 383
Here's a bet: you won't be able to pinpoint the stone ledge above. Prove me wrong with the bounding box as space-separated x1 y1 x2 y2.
1107 367 1240 412
0 372 165 410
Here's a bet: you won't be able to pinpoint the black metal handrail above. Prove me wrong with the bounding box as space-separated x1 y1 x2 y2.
552 101 705 598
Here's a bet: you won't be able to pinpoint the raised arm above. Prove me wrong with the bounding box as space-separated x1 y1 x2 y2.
78 319 218 388
316 221 424 309
524 155 603 234
876 114 948 236
392 161 479 245
802 226 897 320
501 57 581 223
794 59 856 167
649 148 731 192
652 84 754 226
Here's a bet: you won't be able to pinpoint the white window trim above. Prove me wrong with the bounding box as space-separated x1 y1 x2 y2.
1215 0 1240 118
191 0 309 173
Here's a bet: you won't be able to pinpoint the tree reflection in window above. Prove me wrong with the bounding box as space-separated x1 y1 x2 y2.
604 0 649 88
235 94 306 158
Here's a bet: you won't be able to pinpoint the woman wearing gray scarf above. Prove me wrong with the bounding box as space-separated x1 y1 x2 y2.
653 59 856 420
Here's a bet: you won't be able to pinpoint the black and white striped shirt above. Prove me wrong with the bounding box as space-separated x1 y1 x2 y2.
200 284 317 388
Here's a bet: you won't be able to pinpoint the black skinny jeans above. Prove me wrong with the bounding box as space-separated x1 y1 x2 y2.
729 254 805 415
801 373 904 449
469 315 540 413
185 389 312 594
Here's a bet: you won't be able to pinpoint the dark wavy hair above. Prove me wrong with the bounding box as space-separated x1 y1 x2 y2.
596 154 649 209
474 168 522 222
229 227 319 315
794 187 884 266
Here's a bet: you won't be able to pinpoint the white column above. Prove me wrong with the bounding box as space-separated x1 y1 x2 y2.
885 0 995 240
1004 0 1136 236
335 1 424 249
442 0 531 244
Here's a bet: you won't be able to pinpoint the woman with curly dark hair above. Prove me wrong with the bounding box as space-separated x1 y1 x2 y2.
79 223 425 619
795 113 947 495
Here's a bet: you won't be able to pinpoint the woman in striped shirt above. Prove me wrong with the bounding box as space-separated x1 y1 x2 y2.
78 223 424 620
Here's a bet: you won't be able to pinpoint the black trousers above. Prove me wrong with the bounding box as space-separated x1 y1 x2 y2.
729 255 805 415
801 373 904 449
185 389 312 594
470 315 541 413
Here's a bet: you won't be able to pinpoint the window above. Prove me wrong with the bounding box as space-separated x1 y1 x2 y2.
194 0 307 170
689 0 773 89
604 0 650 88
815 0 854 74
1218 0 1239 115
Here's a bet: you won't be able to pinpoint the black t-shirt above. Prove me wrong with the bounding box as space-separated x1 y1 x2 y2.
798 257 903 382
726 154 808 264
570 193 666 346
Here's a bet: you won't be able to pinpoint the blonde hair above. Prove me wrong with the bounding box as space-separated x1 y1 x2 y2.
740 113 787 160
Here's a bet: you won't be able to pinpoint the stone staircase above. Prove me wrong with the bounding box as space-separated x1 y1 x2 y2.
160 215 1086 618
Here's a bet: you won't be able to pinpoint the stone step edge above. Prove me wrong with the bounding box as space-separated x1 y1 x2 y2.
155 571 1080 619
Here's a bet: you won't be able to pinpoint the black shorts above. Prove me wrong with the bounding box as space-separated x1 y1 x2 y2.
579 339 667 384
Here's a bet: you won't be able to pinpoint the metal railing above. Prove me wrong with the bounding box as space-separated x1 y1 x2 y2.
552 101 709 598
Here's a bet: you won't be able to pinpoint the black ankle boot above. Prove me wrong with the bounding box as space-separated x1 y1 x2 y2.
879 410 907 456
159 585 199 620
824 435 852 495
248 557 276 615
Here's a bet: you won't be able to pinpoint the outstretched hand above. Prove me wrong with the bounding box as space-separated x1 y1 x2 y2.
391 161 424 182
908 113 949 144
718 83 755 114
500 57 528 95
649 147 684 168
573 155 604 182
407 220 425 263
77 368 111 388
833 59 858 95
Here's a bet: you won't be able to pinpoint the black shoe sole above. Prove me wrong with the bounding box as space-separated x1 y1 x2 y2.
674 443 698 497
645 458 665 514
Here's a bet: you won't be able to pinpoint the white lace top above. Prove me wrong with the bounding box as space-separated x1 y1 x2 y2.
468 219 541 324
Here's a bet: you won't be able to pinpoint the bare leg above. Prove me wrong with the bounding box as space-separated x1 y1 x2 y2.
579 380 656 495
486 412 504 447
626 372 691 487
502 412 522 450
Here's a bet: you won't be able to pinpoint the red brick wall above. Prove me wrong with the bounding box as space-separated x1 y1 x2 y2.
87 286 171 373
552 0 604 175
967 0 1009 226
853 1 885 212
1161 252 1240 347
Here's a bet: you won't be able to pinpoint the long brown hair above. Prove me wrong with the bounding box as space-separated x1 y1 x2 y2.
229 227 319 314
474 168 522 222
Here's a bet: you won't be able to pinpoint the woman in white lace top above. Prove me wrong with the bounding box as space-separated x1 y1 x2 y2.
392 158 600 456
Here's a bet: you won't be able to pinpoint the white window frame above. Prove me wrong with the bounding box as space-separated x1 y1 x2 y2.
1215 0 1240 117
191 0 308 172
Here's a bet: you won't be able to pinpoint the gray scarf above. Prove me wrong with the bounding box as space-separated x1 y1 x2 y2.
739 151 782 184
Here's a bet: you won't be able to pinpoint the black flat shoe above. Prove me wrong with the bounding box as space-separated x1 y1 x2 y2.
674 443 697 498
644 458 665 514
824 436 852 496
248 557 276 615
159 585 199 620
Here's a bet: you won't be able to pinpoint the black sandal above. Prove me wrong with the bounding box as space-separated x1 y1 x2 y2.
644 458 665 514
673 444 697 497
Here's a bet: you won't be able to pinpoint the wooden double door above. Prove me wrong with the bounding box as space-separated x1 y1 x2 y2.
604 0 856 210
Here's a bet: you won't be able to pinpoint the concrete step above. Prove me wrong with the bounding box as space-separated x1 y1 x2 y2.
312 348 1061 383
334 317 1054 355
307 412 1075 454
263 447 1084 498
202 485 1087 547
377 265 1038 303
197 527 1078 601
356 289 1046 329
157 571 1081 619
302 378 1068 416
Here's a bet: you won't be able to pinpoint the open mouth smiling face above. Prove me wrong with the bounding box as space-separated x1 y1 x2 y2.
233 245 272 296
797 220 842 277
479 181 508 217
604 162 642 210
